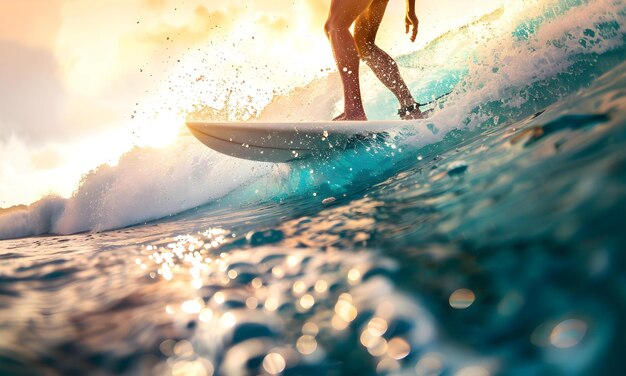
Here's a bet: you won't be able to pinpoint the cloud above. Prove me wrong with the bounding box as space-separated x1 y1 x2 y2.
0 2 120 145
31 148 66 171
55 2 235 97
303 0 330 27
255 15 290 34
132 6 231 46
143 0 167 10
0 41 66 143
0 0 63 49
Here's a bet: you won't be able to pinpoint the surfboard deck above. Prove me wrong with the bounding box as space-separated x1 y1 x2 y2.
187 120 416 163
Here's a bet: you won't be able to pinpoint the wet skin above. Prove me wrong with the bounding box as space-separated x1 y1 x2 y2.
325 0 423 120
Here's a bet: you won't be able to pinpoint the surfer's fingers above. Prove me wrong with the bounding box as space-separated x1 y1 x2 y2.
405 14 418 42
409 16 418 42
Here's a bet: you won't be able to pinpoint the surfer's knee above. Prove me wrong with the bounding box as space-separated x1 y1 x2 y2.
353 30 375 60
324 14 350 38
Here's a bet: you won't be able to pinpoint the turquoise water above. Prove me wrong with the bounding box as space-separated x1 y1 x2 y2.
1 0 626 375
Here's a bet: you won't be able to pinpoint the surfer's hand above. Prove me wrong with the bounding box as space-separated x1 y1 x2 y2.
405 12 419 42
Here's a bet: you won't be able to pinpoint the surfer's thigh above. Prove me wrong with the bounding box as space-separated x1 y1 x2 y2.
326 0 375 32
354 0 389 49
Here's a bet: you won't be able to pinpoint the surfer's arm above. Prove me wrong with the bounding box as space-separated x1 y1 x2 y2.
405 0 419 42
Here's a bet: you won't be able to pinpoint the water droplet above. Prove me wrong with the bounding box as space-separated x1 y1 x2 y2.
455 365 490 376
199 308 213 323
367 317 388 336
181 299 203 314
219 312 236 328
263 353 286 375
387 337 411 359
314 280 328 293
335 299 357 322
415 353 444 376
173 340 194 357
331 314 350 331
550 319 587 348
449 288 475 309
286 255 300 267
299 294 315 309
271 266 285 279
292 280 307 295
366 336 388 356
296 335 318 355
376 358 400 373
159 339 176 356
302 322 319 336
265 297 278 311
347 268 361 283
171 359 212 376
251 277 263 289
214 292 225 304
245 297 258 309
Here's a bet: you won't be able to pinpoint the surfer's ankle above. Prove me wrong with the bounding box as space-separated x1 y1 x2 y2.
343 114 367 121
398 102 423 119
401 109 425 120
399 98 416 109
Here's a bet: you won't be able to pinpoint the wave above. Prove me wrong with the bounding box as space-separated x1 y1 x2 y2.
1 0 625 240
0 140 273 239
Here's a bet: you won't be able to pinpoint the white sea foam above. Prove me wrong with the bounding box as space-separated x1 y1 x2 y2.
0 138 272 238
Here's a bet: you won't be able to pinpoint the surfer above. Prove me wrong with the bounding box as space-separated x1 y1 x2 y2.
325 0 422 121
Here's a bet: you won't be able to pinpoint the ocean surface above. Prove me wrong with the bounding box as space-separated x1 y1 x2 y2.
1 0 626 375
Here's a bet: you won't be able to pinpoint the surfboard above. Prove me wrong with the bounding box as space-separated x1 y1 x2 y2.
186 120 413 163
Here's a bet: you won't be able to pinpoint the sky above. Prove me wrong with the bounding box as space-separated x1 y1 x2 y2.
0 0 506 208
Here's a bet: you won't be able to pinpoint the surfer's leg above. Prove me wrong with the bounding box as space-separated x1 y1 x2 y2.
325 0 374 121
355 0 423 119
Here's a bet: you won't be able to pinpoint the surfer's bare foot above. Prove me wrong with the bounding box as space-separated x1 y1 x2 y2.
349 114 368 121
398 102 430 120
401 108 426 120
333 112 367 121
333 113 346 121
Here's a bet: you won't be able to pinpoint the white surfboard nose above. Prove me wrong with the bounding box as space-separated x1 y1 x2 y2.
186 120 404 163
187 123 309 162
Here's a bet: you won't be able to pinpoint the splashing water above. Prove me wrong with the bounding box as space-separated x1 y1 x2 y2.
1 0 626 375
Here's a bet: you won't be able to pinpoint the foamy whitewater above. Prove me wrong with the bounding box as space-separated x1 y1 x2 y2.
1 0 625 375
